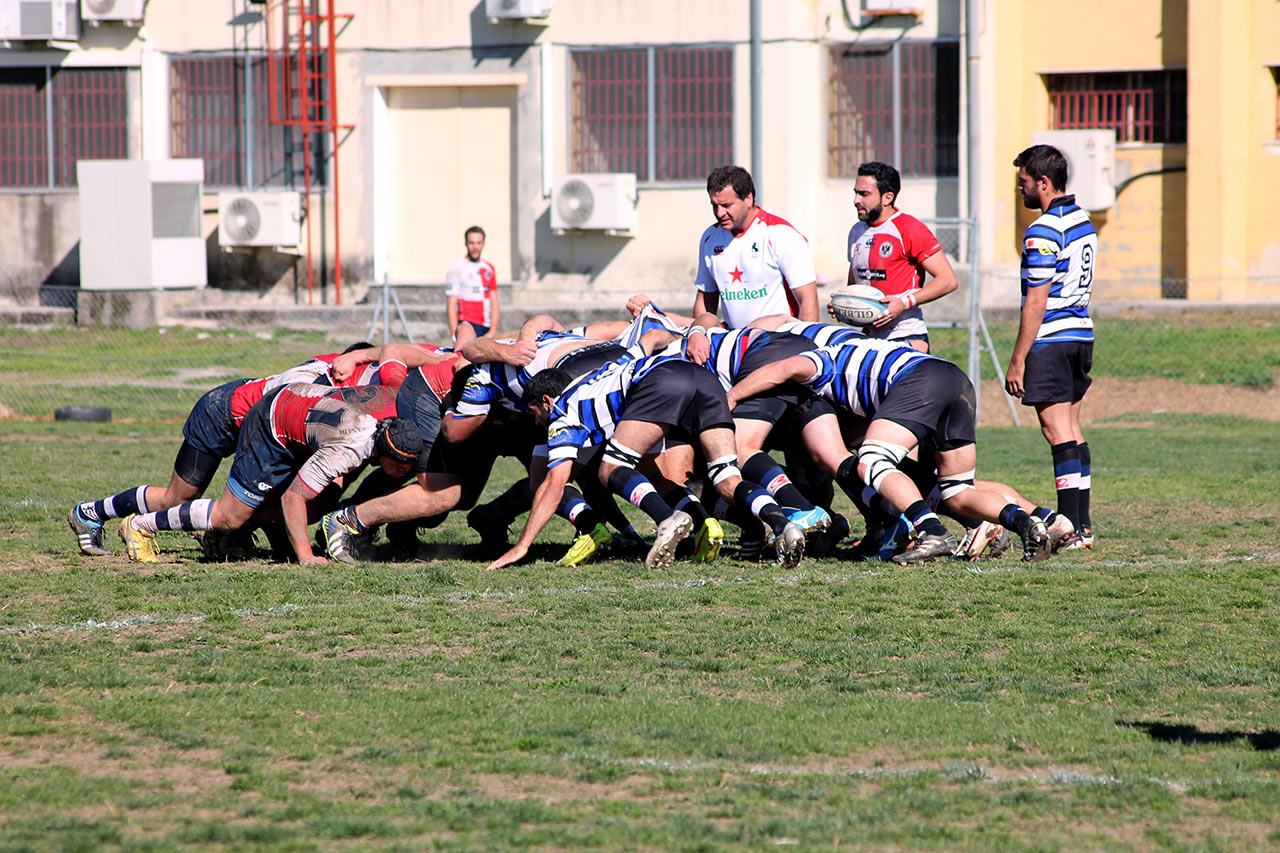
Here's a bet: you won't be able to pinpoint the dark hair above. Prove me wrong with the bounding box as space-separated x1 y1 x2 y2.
464 225 485 240
1013 145 1069 192
522 368 571 406
705 165 755 201
856 161 901 201
373 417 423 465
341 341 375 354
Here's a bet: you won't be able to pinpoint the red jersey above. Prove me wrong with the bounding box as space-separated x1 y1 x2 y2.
445 257 498 326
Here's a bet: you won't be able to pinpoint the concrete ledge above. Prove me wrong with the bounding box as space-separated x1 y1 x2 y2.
0 306 75 328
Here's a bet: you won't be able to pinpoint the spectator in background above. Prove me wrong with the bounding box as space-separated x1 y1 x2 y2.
845 161 958 353
445 225 499 341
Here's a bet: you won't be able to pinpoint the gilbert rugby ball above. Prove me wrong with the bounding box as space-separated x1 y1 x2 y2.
829 285 887 327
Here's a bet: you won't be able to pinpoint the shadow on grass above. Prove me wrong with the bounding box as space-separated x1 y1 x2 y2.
1119 720 1280 751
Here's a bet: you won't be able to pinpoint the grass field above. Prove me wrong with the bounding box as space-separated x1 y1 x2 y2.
2 418 1278 850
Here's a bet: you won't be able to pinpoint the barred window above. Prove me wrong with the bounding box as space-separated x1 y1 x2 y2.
1272 67 1280 141
1045 70 1187 144
0 67 128 189
829 41 959 179
570 45 732 183
170 55 320 188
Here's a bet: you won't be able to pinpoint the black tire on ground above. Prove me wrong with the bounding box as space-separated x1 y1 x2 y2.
54 406 112 422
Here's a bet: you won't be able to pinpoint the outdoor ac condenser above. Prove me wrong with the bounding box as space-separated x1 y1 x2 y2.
0 0 79 39
485 0 552 20
217 191 302 248
77 159 207 290
80 0 146 22
1032 129 1117 211
550 173 637 233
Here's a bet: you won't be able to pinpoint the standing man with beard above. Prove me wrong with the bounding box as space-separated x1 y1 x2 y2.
846 161 958 352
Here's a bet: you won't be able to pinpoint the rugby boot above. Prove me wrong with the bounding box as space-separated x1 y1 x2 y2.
953 520 1004 561
1046 514 1077 552
785 506 832 537
69 504 111 556
774 522 806 569
808 512 851 557
691 517 725 563
891 531 958 565
117 514 160 563
558 522 613 567
877 514 913 561
645 511 693 570
1020 517 1052 563
1058 526 1094 550
321 508 366 565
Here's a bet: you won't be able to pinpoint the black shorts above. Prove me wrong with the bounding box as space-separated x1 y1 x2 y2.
874 359 976 451
733 333 818 423
1022 340 1093 405
555 341 630 379
424 414 537 476
753 395 836 447
620 360 734 438
182 378 253 458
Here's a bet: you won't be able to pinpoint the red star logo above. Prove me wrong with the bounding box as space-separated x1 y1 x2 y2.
729 266 744 283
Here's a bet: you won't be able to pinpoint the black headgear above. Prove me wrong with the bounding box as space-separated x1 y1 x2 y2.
373 417 422 465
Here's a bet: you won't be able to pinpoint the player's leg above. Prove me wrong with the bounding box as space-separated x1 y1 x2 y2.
599 420 687 569
933 445 1051 563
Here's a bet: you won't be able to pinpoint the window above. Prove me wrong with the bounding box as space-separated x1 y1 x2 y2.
570 46 732 183
170 55 323 188
0 67 128 188
828 41 960 179
1272 67 1280 141
1045 70 1186 144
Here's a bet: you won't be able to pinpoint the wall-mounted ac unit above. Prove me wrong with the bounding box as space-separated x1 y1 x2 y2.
78 159 207 290
1032 129 1116 211
863 0 922 17
485 0 551 21
551 173 637 233
218 191 302 247
0 0 79 40
81 0 146 22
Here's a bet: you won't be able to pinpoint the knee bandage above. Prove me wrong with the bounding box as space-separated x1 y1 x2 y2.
937 469 976 501
857 440 909 492
706 454 741 486
603 439 644 470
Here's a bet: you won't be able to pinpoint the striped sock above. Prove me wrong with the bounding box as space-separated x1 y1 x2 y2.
135 499 215 534
1051 441 1082 528
85 485 150 523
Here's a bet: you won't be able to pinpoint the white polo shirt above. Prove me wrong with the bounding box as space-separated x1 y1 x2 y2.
694 208 816 329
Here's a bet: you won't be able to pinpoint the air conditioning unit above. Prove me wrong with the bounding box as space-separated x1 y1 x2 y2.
217 191 302 247
551 173 637 233
77 159 207 290
1032 129 1116 211
863 0 922 16
485 0 551 21
0 0 79 39
80 0 146 22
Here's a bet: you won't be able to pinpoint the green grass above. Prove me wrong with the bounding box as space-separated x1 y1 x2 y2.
2 421 1278 850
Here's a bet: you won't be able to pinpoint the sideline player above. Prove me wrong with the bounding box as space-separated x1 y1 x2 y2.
845 161 958 352
117 384 422 565
445 225 499 341
1005 144 1096 550
693 165 818 331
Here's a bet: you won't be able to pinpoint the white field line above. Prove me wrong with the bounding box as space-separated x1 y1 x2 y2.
5 550 1277 636
565 753 1195 792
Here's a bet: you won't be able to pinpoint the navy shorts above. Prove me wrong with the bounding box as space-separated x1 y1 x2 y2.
396 370 445 474
458 322 490 337
875 359 976 451
621 360 734 438
1022 340 1093 405
226 387 300 508
182 378 252 458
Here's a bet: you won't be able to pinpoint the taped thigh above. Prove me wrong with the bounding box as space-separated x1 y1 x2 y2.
857 439 910 492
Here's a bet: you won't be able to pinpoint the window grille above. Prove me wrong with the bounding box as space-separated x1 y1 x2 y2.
1046 70 1187 144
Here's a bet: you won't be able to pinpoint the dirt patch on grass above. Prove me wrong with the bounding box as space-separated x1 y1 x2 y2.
977 376 1280 427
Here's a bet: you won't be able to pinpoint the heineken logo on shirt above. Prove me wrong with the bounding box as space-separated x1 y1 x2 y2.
722 287 770 301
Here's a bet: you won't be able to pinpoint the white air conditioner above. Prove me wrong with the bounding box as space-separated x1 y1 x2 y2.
80 0 145 22
0 0 79 39
551 173 637 233
218 191 302 247
485 0 551 21
1032 129 1116 211
863 0 922 16
78 159 206 290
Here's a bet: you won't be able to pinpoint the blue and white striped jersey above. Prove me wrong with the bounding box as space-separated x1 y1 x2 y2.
452 332 598 418
545 354 684 468
1021 194 1097 343
658 326 764 390
774 319 864 348
799 339 935 417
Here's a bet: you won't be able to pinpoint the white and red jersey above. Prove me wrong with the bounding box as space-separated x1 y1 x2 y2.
409 343 463 399
847 211 943 340
267 383 400 497
694 208 817 329
445 256 498 326
228 353 408 427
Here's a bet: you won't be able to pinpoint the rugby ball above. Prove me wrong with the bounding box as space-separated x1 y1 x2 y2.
829 285 888 327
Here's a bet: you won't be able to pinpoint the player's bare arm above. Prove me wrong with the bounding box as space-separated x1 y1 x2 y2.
281 477 325 565
486 289 500 338
872 251 958 327
440 411 486 443
791 281 820 322
692 290 719 323
446 295 459 333
1005 285 1050 397
725 355 818 409
486 460 574 570
460 336 536 367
